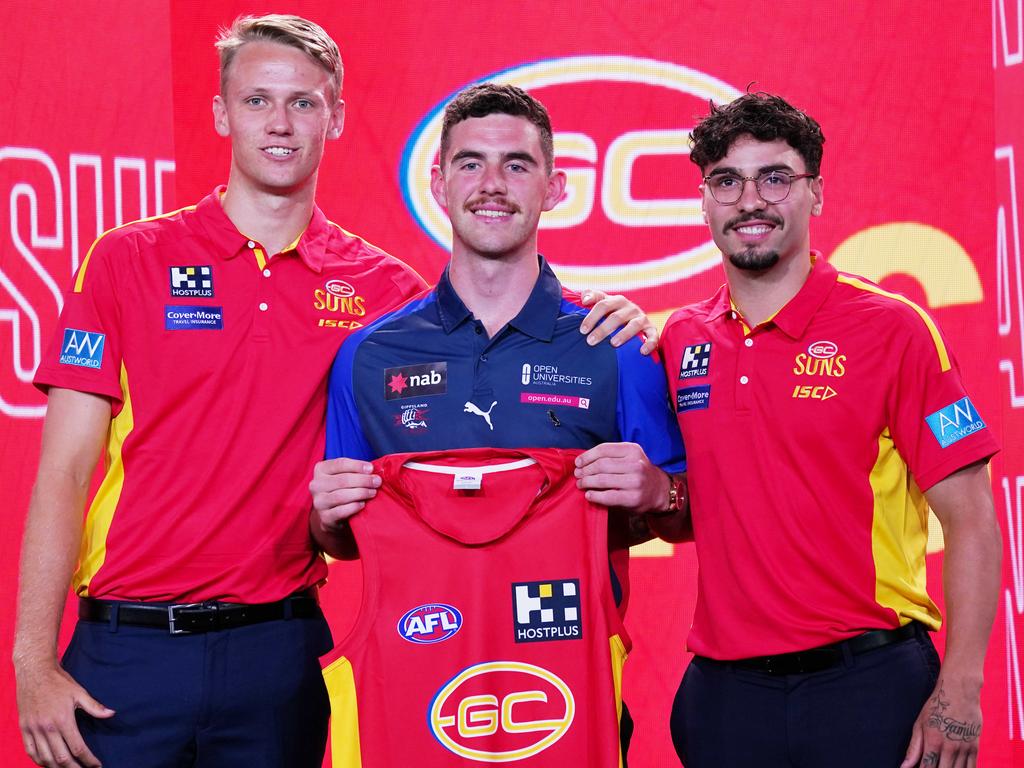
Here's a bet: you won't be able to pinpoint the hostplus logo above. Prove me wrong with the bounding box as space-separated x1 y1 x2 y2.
169 265 213 297
512 579 582 643
678 342 711 379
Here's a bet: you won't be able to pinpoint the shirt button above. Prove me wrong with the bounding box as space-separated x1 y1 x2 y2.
744 338 753 347
739 375 749 384
474 325 483 335
480 354 488 362
731 311 737 319
247 240 256 249
259 302 268 311
263 269 271 278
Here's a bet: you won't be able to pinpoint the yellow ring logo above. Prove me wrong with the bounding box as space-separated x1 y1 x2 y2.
400 55 742 291
428 660 575 762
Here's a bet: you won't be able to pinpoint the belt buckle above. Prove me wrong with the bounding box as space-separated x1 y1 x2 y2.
167 602 209 635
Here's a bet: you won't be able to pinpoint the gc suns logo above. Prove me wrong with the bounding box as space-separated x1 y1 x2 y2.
401 56 741 292
428 661 574 762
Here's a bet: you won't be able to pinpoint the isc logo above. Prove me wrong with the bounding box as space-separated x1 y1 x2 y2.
401 56 742 292
428 661 574 762
397 603 463 644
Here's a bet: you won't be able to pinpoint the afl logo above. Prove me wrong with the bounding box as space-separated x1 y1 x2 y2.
808 340 839 359
401 56 742 292
325 279 356 298
398 603 463 644
428 661 574 762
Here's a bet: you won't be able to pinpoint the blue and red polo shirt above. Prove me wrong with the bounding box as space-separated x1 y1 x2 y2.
326 257 684 469
325 256 686 609
34 188 425 603
660 254 999 659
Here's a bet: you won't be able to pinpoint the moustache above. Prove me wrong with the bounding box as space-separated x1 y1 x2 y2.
465 198 519 214
726 212 783 230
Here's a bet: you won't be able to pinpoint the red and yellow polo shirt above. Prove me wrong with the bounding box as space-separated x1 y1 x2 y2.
660 255 998 659
34 188 425 603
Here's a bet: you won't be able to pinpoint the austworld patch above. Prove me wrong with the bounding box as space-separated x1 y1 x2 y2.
925 396 986 448
59 328 105 369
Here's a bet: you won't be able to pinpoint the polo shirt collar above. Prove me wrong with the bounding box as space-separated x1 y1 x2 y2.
708 250 836 337
435 255 562 340
193 186 328 272
770 252 836 338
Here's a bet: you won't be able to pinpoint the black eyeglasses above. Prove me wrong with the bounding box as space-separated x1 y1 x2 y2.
702 171 816 205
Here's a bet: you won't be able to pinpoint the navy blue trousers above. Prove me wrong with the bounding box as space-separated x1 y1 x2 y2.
64 611 333 767
670 628 941 767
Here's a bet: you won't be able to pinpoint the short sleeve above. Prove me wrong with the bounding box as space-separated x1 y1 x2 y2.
325 334 375 462
33 232 126 405
615 339 686 475
887 309 998 491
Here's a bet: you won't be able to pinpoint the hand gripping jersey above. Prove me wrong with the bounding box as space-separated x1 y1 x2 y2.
321 448 628 767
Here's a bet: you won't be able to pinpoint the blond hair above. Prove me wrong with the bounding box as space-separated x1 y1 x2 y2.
216 14 343 102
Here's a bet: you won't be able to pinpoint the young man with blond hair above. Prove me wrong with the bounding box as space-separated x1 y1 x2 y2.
13 14 425 767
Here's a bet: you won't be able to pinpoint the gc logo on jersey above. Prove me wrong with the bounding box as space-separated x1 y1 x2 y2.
397 603 462 644
59 329 105 369
169 266 213 297
385 362 447 400
678 342 711 379
512 579 582 643
926 397 986 448
429 661 575 761
314 278 366 317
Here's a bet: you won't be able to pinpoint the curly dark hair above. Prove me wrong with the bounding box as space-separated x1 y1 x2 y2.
689 92 825 175
439 83 554 172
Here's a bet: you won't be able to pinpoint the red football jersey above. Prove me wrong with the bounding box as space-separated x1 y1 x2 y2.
322 447 628 766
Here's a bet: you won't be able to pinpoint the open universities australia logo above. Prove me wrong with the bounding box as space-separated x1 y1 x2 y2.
512 579 582 643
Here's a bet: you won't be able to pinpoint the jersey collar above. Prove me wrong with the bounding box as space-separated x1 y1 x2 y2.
193 186 330 272
709 251 837 338
435 255 562 341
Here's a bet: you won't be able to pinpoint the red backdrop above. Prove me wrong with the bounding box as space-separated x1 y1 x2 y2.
2 1 1023 764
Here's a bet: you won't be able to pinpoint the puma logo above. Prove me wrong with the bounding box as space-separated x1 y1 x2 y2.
463 400 497 430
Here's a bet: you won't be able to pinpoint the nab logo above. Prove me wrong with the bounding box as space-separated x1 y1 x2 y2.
58 328 105 369
926 397 987 448
401 56 742 292
169 265 213 297
678 342 711 379
429 661 575 761
397 603 462 644
384 362 447 400
512 579 582 643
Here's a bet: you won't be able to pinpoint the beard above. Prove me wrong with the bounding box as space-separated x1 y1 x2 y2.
728 247 780 271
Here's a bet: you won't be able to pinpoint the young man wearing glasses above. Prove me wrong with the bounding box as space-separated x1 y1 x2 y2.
656 92 1000 768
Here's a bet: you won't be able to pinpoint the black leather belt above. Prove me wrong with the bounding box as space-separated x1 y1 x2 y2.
728 622 923 675
79 590 320 635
